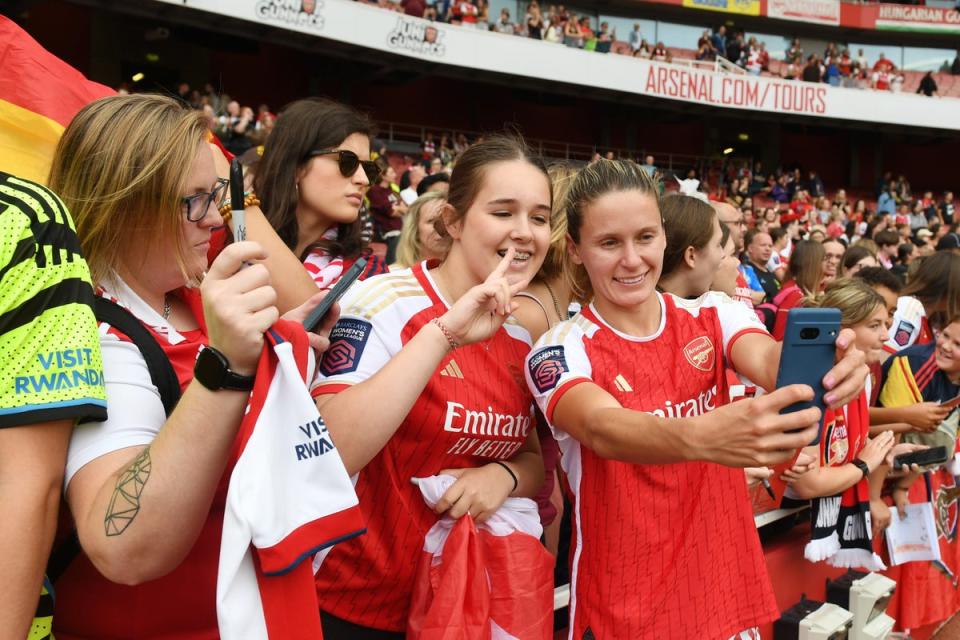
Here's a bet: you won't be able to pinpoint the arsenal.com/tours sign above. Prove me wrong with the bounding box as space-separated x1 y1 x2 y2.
644 65 828 114
153 0 960 131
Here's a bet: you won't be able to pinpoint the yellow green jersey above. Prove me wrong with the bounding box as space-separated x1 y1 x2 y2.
0 171 106 427
0 172 105 640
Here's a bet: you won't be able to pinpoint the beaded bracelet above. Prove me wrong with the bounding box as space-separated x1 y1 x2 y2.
492 460 519 493
219 193 261 218
431 317 460 350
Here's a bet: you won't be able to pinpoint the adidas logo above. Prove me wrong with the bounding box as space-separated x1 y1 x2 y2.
440 359 464 379
613 374 632 393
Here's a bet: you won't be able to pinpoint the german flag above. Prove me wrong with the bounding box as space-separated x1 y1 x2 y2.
0 15 113 184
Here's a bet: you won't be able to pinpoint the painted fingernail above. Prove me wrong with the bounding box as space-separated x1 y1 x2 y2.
824 376 835 389
825 393 836 405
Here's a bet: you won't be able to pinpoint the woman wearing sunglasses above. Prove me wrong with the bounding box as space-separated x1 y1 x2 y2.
44 94 331 639
255 98 389 290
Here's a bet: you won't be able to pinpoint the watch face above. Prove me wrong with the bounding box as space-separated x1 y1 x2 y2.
196 346 227 388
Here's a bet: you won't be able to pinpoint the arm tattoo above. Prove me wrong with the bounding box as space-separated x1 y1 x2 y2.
104 446 152 536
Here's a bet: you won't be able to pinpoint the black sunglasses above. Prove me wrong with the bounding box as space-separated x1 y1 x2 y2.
180 178 229 222
306 149 381 184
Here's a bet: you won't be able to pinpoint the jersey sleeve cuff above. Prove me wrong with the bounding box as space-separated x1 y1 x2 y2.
725 328 770 365
0 400 106 430
544 377 591 424
256 505 366 576
310 382 353 398
65 434 155 488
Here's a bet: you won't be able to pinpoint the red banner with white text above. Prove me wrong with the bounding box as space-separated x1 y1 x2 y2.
767 0 840 26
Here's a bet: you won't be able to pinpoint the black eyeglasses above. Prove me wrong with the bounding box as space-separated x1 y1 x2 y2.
180 178 229 222
305 149 381 184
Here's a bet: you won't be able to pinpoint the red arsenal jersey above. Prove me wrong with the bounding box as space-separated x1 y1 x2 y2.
526 292 779 639
311 261 535 631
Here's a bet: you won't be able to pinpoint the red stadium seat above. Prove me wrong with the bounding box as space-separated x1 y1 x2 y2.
610 40 632 56
900 70 923 94
667 47 697 61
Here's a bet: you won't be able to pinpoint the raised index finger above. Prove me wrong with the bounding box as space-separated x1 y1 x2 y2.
486 247 516 283
206 241 267 281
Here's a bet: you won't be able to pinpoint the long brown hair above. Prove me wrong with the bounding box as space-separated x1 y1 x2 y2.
255 98 374 261
660 194 717 279
902 251 960 321
787 240 826 295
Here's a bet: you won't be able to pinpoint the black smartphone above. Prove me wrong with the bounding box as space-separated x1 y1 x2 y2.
774 307 842 445
893 446 949 471
302 258 367 333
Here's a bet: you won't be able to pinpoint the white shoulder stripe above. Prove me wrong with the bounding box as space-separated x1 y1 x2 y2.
535 313 596 350
341 273 424 315
503 317 533 346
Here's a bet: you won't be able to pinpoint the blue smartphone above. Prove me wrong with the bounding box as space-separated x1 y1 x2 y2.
774 307 841 445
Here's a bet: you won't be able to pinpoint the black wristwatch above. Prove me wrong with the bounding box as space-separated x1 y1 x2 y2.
851 458 870 480
194 345 255 392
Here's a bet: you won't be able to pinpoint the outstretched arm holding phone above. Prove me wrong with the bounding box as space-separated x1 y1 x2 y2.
546 316 866 469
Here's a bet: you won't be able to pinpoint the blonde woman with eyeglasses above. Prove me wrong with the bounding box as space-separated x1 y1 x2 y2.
45 94 331 639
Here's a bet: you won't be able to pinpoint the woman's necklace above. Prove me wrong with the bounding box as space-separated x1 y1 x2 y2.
162 295 172 320
544 280 565 322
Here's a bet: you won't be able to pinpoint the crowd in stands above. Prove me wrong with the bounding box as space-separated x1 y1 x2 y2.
363 0 960 96
9 75 960 640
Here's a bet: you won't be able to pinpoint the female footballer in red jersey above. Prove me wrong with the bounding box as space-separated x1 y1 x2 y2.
311 136 550 638
525 160 868 640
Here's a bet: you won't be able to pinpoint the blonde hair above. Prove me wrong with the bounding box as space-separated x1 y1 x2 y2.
808 277 886 327
854 238 879 255
393 191 449 268
563 159 661 302
539 162 577 282
48 94 208 285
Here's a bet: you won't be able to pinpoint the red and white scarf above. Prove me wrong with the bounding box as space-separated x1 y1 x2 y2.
804 392 886 571
302 228 345 290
